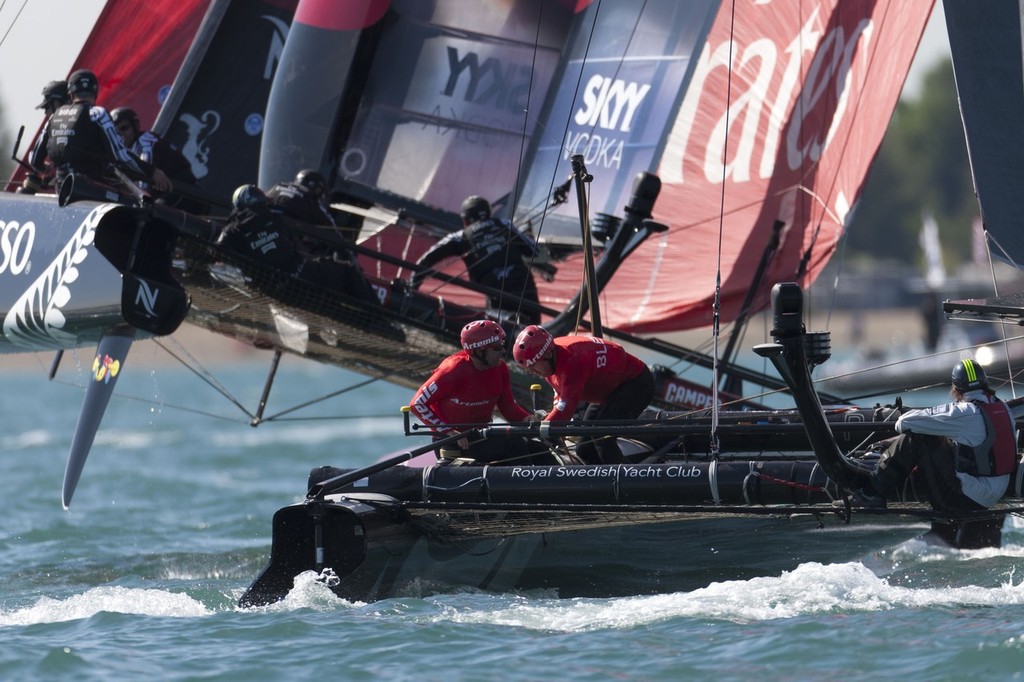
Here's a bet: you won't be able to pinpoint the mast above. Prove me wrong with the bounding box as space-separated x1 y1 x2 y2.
718 219 784 395
571 154 602 337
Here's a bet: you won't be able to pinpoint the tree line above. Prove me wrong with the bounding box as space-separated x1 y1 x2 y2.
846 58 977 269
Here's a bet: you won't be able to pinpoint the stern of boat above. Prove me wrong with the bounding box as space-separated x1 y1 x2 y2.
239 493 416 607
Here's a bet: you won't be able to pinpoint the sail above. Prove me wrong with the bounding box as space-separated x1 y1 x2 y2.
944 0 1024 267
73 0 209 125
260 0 932 334
258 0 390 186
523 0 935 333
261 0 576 212
155 0 299 210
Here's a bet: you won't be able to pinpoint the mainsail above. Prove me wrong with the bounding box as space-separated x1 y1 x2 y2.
72 0 209 126
528 0 935 333
156 0 299 209
255 0 934 334
943 0 1024 267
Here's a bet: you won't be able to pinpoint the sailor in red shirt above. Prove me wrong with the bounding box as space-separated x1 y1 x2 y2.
411 320 538 464
513 325 654 464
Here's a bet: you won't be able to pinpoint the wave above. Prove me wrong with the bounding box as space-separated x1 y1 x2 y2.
0 586 211 627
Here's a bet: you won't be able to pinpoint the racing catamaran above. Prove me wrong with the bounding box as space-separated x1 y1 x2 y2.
8 0 1022 606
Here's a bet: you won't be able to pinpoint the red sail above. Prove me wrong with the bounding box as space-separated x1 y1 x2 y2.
72 0 209 125
594 1 935 333
337 1 933 334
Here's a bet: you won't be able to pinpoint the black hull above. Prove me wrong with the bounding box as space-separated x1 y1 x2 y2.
239 458 930 607
240 486 927 607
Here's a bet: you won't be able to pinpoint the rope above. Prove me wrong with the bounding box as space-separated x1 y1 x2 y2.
709 0 739 460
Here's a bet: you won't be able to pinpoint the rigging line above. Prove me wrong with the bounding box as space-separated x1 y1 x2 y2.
497 0 550 327
144 338 395 423
0 0 28 50
576 1 649 330
523 0 615 216
710 0 739 456
57 383 401 425
818 330 1024 380
984 228 1024 271
520 0 650 313
151 337 255 419
799 0 903 321
533 0 606 308
982 227 1017 400
258 373 391 422
820 192 856 335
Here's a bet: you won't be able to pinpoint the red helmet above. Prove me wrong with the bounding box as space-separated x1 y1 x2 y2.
513 325 553 367
460 320 505 351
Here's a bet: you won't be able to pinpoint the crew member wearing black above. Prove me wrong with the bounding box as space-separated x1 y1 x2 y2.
21 80 69 194
112 106 200 210
266 169 336 226
37 69 170 194
111 107 196 185
410 195 549 325
265 169 349 258
217 184 377 305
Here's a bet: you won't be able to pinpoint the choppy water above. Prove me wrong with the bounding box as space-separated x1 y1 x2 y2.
2 346 1024 681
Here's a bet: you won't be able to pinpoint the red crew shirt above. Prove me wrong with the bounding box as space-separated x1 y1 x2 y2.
411 350 530 433
544 336 646 421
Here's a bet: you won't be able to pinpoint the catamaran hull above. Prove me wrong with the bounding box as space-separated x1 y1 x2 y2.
239 488 926 607
239 459 922 606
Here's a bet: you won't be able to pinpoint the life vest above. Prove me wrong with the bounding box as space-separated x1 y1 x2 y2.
46 103 108 177
956 400 1017 476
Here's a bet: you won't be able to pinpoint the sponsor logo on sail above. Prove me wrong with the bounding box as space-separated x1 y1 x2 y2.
179 111 221 180
564 75 651 170
660 7 873 185
176 15 288 180
443 47 532 111
574 76 650 133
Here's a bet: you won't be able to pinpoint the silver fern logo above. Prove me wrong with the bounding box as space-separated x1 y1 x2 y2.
2 205 114 348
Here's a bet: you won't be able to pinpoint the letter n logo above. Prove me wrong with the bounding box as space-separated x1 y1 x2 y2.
135 280 159 317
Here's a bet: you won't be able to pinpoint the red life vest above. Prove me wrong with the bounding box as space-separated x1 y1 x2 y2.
958 401 1018 476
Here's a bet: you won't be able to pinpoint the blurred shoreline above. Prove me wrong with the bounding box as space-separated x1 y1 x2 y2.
659 307 931 358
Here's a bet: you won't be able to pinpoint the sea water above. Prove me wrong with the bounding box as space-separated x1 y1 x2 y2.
1 345 1024 681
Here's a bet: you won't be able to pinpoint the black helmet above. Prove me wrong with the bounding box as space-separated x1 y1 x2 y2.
295 169 327 197
460 195 491 222
232 184 267 210
952 359 988 391
36 80 69 109
67 69 99 97
110 107 139 126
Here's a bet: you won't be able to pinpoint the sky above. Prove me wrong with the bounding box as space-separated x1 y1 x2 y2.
0 0 106 154
0 0 950 160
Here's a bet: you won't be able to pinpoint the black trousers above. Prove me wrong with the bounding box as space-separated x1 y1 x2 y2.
576 366 656 464
874 433 984 512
